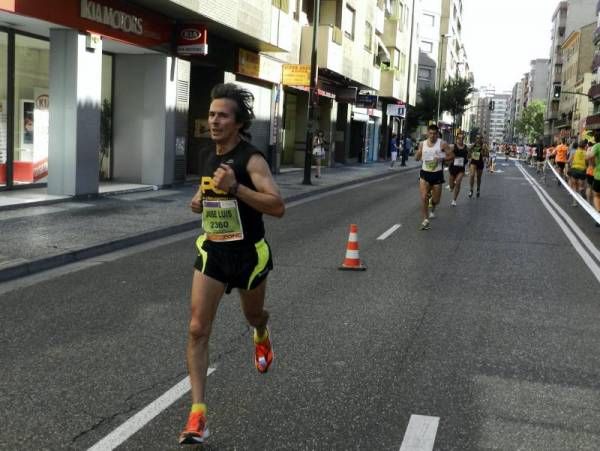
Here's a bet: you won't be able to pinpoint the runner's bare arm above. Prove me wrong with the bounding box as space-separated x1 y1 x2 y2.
442 141 454 161
415 142 423 161
213 156 285 218
189 187 203 214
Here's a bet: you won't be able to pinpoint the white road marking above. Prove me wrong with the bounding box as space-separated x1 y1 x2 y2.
519 164 600 264
545 160 600 223
87 368 216 451
399 414 440 451
517 164 600 284
377 224 402 240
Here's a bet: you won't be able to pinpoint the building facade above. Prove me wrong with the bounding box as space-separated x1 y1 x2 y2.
558 22 595 139
0 0 434 196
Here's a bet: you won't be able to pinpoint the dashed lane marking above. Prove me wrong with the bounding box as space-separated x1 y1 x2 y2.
399 414 440 451
377 224 402 240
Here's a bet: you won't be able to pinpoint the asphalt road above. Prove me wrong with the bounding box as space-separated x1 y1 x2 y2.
1 160 600 450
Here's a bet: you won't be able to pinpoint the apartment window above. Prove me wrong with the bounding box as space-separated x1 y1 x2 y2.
423 13 435 26
420 40 433 53
418 67 432 80
272 0 289 13
343 5 356 40
364 21 373 51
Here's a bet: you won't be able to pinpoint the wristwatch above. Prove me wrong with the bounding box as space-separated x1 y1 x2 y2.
228 181 239 196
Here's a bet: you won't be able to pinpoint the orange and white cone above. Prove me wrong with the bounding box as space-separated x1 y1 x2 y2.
339 224 366 271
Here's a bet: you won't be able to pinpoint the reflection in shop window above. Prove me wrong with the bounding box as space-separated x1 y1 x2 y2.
14 35 49 185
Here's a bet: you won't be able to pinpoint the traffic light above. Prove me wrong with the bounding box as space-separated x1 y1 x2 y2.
488 101 495 111
553 85 561 99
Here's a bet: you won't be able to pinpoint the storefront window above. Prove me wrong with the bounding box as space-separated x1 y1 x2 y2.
0 32 8 187
13 35 49 185
100 53 113 180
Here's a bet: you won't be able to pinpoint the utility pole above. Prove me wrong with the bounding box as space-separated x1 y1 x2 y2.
436 34 452 124
302 0 320 185
399 0 416 165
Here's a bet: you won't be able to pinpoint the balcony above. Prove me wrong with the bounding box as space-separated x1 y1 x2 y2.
300 25 380 90
593 51 600 72
379 67 402 99
585 113 600 129
588 83 600 101
594 27 600 46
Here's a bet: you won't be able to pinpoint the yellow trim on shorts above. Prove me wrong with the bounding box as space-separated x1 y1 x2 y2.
195 234 208 273
247 239 269 290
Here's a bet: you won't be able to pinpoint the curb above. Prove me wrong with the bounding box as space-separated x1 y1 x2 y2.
0 165 418 283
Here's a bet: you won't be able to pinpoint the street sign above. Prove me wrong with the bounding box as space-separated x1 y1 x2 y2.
386 103 406 117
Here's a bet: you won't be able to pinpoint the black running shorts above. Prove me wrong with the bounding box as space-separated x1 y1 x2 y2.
470 160 484 170
449 165 465 177
587 174 595 186
568 169 586 180
194 236 273 294
420 170 444 185
557 161 566 170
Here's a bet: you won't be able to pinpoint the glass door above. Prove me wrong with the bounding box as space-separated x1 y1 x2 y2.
0 32 8 188
13 34 49 186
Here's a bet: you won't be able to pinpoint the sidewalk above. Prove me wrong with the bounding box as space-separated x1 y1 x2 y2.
0 160 419 282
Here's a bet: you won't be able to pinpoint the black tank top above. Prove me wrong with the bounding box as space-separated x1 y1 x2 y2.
199 139 265 248
452 144 468 167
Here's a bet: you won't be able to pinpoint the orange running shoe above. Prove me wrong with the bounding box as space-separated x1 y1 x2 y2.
254 328 273 373
179 411 209 445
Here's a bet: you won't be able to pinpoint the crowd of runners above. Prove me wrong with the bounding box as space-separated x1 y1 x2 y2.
415 124 494 230
415 125 600 230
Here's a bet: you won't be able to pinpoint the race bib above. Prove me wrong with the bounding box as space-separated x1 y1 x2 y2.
424 159 438 171
472 151 481 161
202 199 244 242
453 157 464 166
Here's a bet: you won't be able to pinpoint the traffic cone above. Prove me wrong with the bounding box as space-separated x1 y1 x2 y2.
339 224 366 271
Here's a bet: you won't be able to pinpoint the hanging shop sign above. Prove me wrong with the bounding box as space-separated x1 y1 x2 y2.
336 87 357 103
177 25 208 56
386 103 406 117
282 64 311 87
237 49 281 84
356 94 378 109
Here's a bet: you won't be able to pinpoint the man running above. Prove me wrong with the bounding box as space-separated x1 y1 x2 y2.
587 133 600 223
448 130 468 206
553 138 569 183
180 83 285 445
468 135 487 198
415 123 453 229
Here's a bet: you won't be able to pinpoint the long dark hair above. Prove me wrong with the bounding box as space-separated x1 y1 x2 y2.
210 83 255 140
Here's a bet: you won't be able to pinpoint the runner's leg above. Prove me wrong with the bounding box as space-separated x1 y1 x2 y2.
453 172 464 201
239 278 270 335
431 183 442 210
419 179 430 221
187 271 226 404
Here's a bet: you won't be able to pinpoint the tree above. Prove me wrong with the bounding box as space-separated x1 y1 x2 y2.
406 87 438 132
514 100 545 143
441 76 475 131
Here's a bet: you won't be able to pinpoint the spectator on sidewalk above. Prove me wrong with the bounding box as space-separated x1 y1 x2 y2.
401 135 412 166
312 130 327 178
390 133 398 167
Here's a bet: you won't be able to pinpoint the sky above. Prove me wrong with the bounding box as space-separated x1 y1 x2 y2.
462 0 561 93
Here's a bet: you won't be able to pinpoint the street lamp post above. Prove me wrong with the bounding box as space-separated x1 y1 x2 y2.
436 33 452 124
302 0 320 185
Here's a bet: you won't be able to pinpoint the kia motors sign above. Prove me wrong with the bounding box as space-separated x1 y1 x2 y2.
177 25 208 56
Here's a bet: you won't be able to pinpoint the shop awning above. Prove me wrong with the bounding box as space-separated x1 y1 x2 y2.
375 35 391 64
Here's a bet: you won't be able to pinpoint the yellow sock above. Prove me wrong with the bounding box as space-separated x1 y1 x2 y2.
253 327 268 344
191 403 206 415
